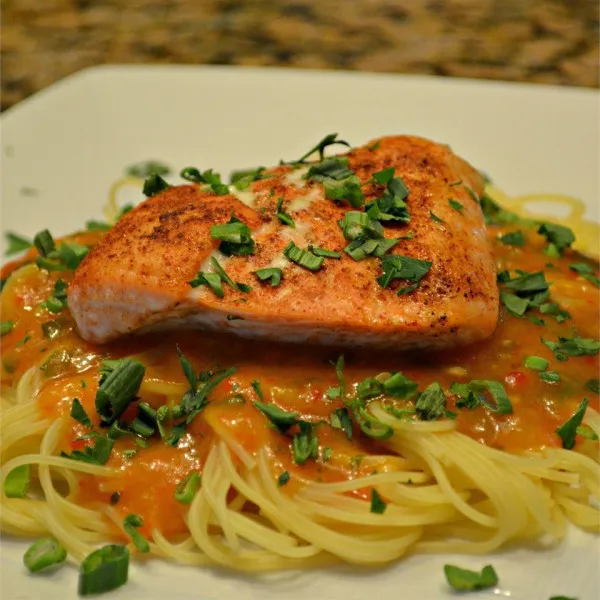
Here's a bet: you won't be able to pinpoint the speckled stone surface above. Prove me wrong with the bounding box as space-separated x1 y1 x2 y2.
2 0 598 111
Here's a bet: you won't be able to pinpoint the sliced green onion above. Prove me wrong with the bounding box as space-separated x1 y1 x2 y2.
524 356 549 371
174 472 201 504
4 464 31 498
539 371 561 383
78 545 129 596
123 514 150 553
189 270 223 297
251 379 264 400
309 246 341 259
33 229 56 257
210 217 255 256
23 537 67 573
283 241 324 271
95 358 146 425
444 564 498 592
254 267 283 286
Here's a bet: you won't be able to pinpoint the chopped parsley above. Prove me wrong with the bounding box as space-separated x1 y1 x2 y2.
142 173 170 197
254 400 299 433
330 407 353 439
292 422 319 465
210 216 255 256
415 382 446 421
585 378 599 394
498 270 550 317
569 262 600 287
70 399 92 428
180 167 229 195
498 230 525 247
61 435 114 465
189 257 251 296
541 336 600 361
277 471 290 486
230 166 272 190
365 168 411 223
293 133 351 163
556 398 589 449
377 255 432 296
305 156 364 208
537 223 575 257
370 489 387 514
451 380 512 414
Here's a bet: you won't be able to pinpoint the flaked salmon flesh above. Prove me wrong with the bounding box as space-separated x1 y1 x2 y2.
68 136 499 349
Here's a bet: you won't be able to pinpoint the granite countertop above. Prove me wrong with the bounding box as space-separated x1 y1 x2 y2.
2 0 598 111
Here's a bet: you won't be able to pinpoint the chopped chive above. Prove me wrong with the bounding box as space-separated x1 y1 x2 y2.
78 545 129 596
210 216 255 256
448 199 465 213
123 514 150 553
276 197 295 227
283 241 324 271
556 398 589 449
254 267 283 286
254 400 299 433
524 356 549 372
430 211 444 224
4 464 31 498
174 472 201 504
539 371 560 383
23 538 67 573
309 245 342 259
251 379 264 400
70 398 92 427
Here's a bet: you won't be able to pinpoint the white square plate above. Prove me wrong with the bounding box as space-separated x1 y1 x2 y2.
1 66 599 600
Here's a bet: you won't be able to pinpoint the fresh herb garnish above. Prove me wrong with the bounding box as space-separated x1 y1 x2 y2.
309 245 342 259
71 398 92 427
498 270 550 317
524 356 549 371
451 380 512 414
174 472 201 504
365 168 411 223
210 216 255 256
541 336 600 361
370 489 387 514
448 199 465 213
123 514 150 553
294 133 351 163
430 211 444 224
4 464 31 498
23 538 67 573
41 278 69 314
180 167 229 195
444 564 499 592
377 255 432 295
556 398 589 449
330 407 353 439
1 320 15 337
61 435 114 465
254 267 283 286
498 230 525 247
292 421 319 465
189 257 251 296
283 241 324 271
585 378 600 394
142 173 170 197
78 545 129 596
338 212 403 261
276 197 295 227
95 359 145 425
230 166 272 190
277 471 290 486
569 262 600 287
415 382 446 421
4 232 32 256
305 156 365 208
254 400 299 433
126 161 170 179
537 223 575 257
539 371 561 383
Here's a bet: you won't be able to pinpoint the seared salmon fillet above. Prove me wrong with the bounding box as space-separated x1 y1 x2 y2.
68 136 499 348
